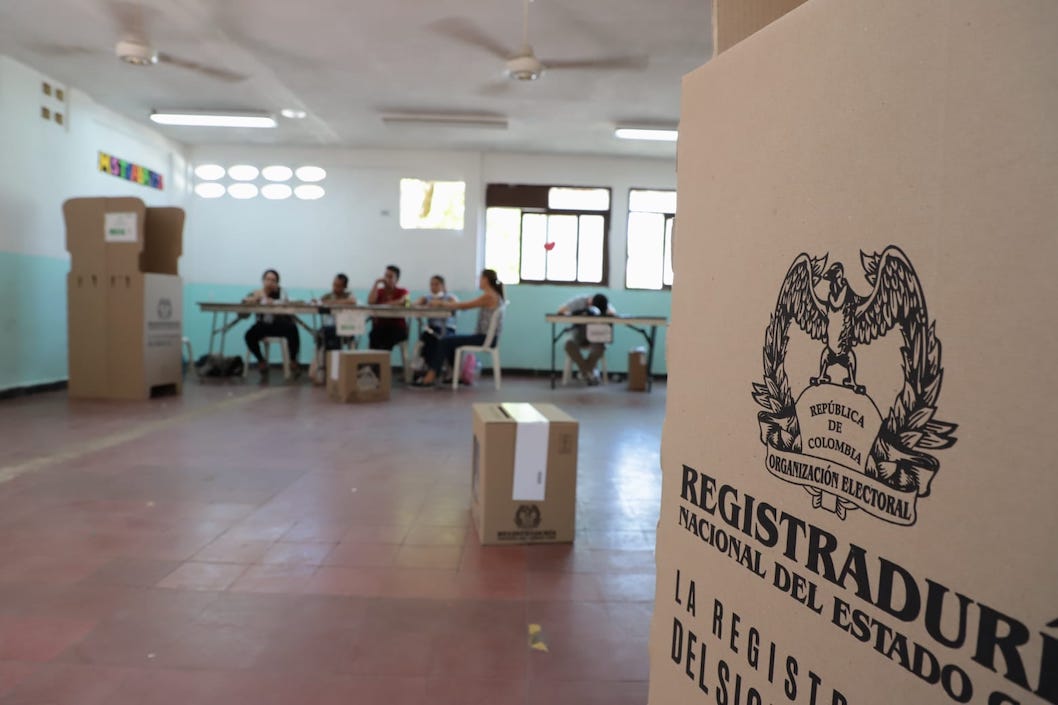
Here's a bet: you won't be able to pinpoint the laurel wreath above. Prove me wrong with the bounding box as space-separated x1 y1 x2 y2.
753 296 958 507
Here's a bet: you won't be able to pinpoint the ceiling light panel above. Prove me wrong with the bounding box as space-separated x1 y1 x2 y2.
150 111 277 128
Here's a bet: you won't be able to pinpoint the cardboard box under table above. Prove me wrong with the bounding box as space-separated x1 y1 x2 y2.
628 347 648 392
327 350 391 403
63 197 184 400
471 403 578 545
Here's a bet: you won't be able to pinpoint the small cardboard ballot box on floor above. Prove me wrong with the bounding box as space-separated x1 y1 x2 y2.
628 347 648 392
649 1 1058 705
63 197 184 400
471 403 578 545
327 350 391 403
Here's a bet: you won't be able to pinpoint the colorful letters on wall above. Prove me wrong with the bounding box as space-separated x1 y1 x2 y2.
97 151 164 190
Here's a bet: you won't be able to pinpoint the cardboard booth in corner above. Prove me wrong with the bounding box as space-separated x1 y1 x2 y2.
64 197 184 400
649 0 1057 704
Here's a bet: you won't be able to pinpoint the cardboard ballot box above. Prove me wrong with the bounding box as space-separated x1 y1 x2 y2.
471 403 578 545
628 347 648 392
648 1 1058 704
327 350 391 403
63 197 184 400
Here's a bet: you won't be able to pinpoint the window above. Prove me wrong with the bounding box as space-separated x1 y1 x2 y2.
400 179 466 230
484 184 610 285
626 189 676 290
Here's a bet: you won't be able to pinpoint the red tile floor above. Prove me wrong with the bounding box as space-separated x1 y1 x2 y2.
0 376 663 704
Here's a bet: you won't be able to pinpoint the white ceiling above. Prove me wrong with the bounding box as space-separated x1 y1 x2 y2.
0 0 711 157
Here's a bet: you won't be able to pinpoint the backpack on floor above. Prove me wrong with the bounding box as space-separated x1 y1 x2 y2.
194 354 244 378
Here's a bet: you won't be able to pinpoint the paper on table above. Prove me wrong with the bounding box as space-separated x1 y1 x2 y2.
104 212 137 243
502 403 550 501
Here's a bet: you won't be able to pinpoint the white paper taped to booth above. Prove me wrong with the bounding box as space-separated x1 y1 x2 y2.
501 403 550 502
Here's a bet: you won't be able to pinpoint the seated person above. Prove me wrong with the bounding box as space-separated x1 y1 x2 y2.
414 269 505 387
415 274 458 373
318 272 357 346
312 273 357 383
416 274 458 337
558 293 616 386
367 264 409 350
244 269 300 376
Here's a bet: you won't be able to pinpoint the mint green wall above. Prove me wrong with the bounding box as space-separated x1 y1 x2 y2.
182 282 670 374
0 252 69 389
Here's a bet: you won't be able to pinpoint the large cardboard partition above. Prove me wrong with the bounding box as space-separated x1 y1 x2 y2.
327 350 391 403
471 403 578 545
650 2 1057 705
64 198 184 400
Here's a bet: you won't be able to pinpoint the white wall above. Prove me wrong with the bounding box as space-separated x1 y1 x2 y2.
0 56 190 260
184 146 676 294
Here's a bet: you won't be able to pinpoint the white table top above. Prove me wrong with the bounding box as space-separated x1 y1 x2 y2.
544 313 668 326
198 302 451 319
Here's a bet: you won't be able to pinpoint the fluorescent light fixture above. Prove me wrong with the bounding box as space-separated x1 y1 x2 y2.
262 165 293 182
614 127 678 142
295 166 327 183
228 165 260 181
381 113 508 130
262 184 293 200
295 184 325 200
194 182 225 199
281 108 307 119
228 183 259 199
150 111 277 128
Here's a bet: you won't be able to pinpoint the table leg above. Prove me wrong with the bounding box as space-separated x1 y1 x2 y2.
646 325 658 393
550 322 557 389
207 311 218 356
219 312 230 356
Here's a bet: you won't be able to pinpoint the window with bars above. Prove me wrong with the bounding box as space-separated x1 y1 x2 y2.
625 189 675 290
484 184 610 285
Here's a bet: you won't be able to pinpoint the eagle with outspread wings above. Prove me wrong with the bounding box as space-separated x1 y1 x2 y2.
753 246 957 495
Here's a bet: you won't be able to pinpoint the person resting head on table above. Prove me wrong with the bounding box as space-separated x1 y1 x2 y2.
416 274 458 337
558 292 616 386
243 268 301 377
367 264 409 351
413 269 505 387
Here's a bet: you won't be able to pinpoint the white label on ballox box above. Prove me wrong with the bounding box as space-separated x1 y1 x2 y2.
502 403 550 501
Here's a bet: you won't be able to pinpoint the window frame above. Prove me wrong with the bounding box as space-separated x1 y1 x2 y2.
485 183 611 287
625 186 676 291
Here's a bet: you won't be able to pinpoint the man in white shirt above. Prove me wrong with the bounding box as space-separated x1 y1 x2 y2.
558 293 616 386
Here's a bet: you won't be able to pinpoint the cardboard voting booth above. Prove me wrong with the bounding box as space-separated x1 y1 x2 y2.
471 403 578 545
649 1 1058 704
64 197 183 400
327 350 391 403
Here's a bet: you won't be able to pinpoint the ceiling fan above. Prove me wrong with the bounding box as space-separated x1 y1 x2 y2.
431 0 647 87
34 0 246 83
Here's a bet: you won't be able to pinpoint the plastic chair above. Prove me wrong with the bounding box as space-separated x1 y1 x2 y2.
561 349 608 386
182 337 194 377
245 337 293 380
452 303 506 390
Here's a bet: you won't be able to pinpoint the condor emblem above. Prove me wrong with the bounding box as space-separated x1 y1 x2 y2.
752 246 957 525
